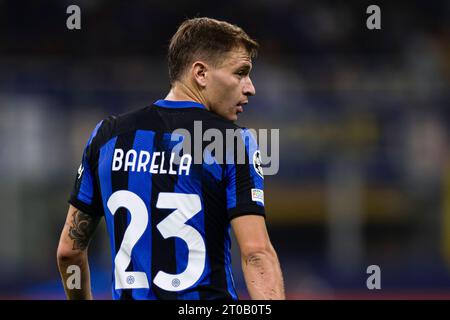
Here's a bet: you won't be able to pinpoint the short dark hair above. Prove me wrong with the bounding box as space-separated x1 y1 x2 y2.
168 17 259 84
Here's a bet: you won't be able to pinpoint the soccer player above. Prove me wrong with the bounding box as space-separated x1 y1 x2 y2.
57 17 285 300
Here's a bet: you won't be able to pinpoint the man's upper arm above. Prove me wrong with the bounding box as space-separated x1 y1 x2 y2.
231 215 272 257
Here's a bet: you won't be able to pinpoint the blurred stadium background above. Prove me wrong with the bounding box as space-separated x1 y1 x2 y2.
0 0 449 299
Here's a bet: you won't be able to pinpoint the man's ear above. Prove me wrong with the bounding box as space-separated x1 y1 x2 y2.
191 61 208 88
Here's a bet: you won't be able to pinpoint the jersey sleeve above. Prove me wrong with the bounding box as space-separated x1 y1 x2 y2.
225 128 265 220
68 120 104 217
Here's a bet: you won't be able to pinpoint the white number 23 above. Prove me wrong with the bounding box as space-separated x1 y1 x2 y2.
107 191 205 292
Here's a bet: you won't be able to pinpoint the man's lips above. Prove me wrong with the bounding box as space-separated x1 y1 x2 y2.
236 101 247 114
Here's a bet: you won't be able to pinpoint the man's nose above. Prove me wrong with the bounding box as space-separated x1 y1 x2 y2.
243 77 256 96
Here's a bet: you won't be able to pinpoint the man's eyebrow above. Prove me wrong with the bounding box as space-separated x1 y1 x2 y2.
236 64 252 72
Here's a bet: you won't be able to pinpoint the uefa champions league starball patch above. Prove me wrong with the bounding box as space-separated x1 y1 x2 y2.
252 150 264 178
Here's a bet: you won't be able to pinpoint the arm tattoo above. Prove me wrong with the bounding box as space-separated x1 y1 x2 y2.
68 210 99 250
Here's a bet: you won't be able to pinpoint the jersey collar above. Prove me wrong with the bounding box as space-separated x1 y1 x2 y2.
154 99 206 110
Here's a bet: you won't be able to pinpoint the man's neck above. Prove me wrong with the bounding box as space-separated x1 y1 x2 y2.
164 81 210 110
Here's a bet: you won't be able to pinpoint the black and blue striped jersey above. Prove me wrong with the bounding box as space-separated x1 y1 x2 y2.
69 100 265 300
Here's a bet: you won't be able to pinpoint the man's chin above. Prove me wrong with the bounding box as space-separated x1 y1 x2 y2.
216 113 238 122
229 110 240 121
212 110 237 122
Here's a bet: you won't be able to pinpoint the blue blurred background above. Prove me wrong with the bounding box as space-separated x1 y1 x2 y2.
0 0 449 299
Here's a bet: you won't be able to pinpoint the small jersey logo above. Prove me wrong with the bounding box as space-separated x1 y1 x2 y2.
172 278 181 288
251 188 264 204
253 150 264 178
77 164 84 179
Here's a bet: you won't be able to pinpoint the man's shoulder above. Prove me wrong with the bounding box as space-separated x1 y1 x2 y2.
198 110 243 131
89 105 248 148
109 105 151 132
89 106 150 148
